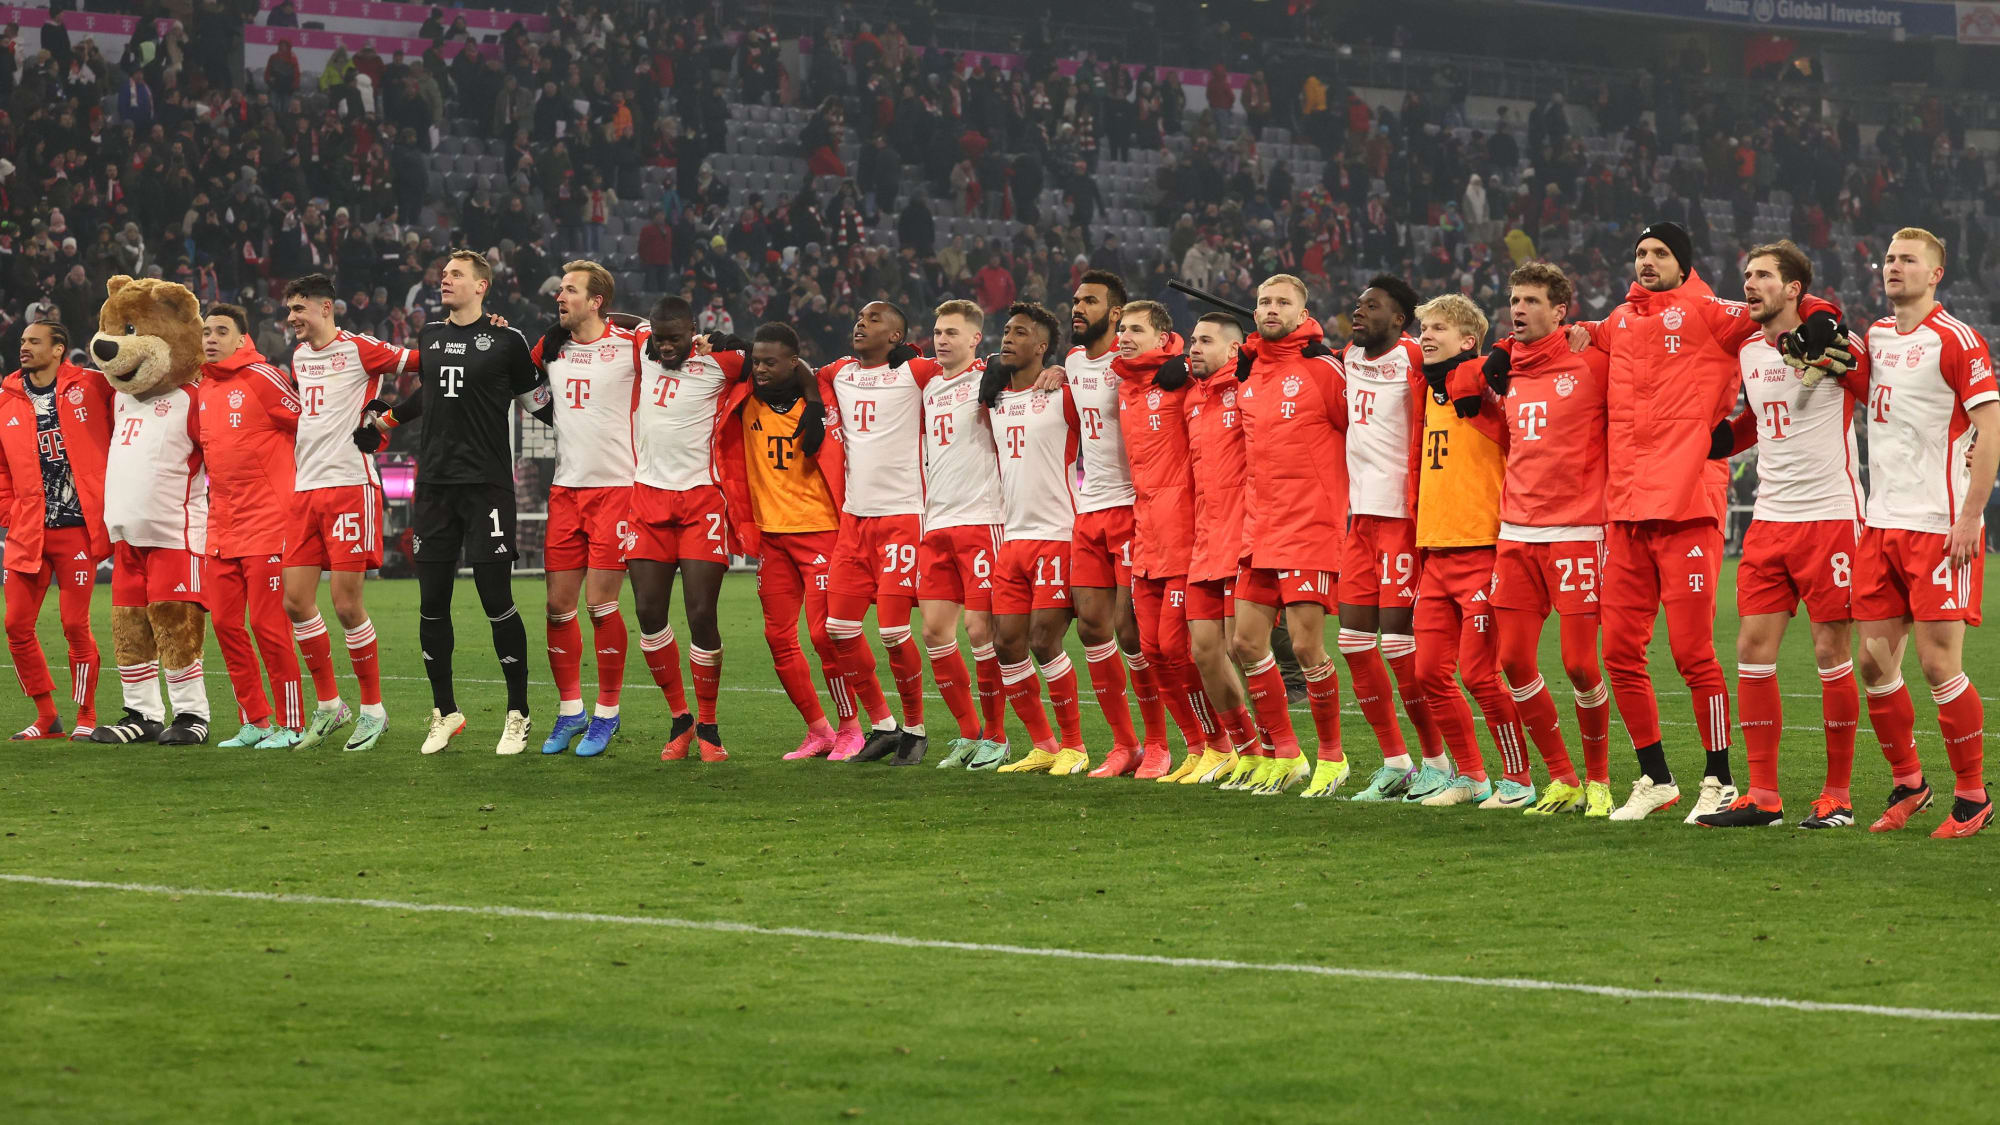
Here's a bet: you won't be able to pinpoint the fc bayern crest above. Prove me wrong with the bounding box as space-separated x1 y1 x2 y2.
228 389 246 409
1146 388 1162 410
1282 375 1302 398
1905 345 1924 367
1031 394 1048 413
1222 388 1236 407
1661 308 1684 331
1554 373 1576 398
475 333 493 352
599 343 618 361
153 399 172 417
66 386 83 405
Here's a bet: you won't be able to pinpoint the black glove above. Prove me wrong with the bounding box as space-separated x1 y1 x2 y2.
796 402 827 456
360 396 392 418
707 332 750 354
1799 309 1843 356
1482 347 1513 396
977 358 1016 407
1452 390 1484 419
352 421 385 454
887 342 920 366
537 320 570 365
1233 349 1254 382
1707 419 1734 460
1153 354 1190 391
1301 338 1334 359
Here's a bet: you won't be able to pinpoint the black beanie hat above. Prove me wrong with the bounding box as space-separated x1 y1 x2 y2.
1635 221 1693 278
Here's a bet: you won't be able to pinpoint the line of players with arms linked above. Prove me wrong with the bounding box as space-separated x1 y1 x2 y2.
2 221 1992 837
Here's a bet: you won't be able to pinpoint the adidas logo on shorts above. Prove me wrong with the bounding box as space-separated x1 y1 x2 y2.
812 555 827 564
174 583 187 592
73 551 88 561
1687 546 1704 558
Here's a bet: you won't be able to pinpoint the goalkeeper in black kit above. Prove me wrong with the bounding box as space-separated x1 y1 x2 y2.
354 249 554 756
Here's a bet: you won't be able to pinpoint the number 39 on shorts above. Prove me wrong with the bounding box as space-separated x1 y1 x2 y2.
881 543 916 573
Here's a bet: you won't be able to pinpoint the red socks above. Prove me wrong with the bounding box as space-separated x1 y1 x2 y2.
1737 662 1782 806
547 609 584 708
971 642 1006 742
1128 652 1169 747
1083 641 1139 749
1573 680 1611 784
1040 652 1084 749
293 615 338 704
880 624 925 727
1509 675 1577 785
690 646 722 724
1217 704 1259 754
1382 634 1444 759
928 641 982 740
1933 673 1986 800
828 621 892 725
342 619 380 709
640 625 689 715
1001 659 1056 750
1820 660 1857 800
1866 677 1924 786
773 645 827 725
587 603 625 710
1242 653 1301 756
1337 629 1406 758
1301 658 1344 762
1154 658 1208 752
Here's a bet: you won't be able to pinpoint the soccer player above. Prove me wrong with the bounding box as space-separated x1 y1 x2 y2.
197 304 306 749
530 261 639 759
1102 299 1221 779
920 300 1011 769
1231 274 1350 797
282 272 418 752
1851 228 1996 838
1569 222 1838 821
356 250 553 755
1484 262 1613 814
0 320 110 740
629 296 739 762
1693 242 1866 829
1409 294 1532 806
1340 275 1449 801
716 324 858 760
1063 270 1159 765
815 301 939 766
981 302 1091 775
1178 312 1262 784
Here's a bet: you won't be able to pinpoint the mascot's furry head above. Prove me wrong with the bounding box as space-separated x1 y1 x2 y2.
90 275 204 396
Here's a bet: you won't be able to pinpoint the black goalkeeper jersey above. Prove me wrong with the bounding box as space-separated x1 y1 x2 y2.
412 317 549 487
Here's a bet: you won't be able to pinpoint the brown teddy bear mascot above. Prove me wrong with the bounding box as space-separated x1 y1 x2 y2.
87 275 212 745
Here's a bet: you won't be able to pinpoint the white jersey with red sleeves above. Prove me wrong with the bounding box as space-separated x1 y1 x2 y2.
106 385 207 552
635 327 733 491
536 323 640 488
1342 336 1422 517
922 359 1003 531
1739 333 1861 523
290 329 415 490
1064 345 1135 513
1864 305 1998 534
821 355 940 517
990 381 1078 542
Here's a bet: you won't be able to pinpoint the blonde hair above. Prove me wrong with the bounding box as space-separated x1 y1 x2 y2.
1415 293 1488 344
933 298 984 325
447 248 493 284
1121 299 1173 334
1258 273 1310 305
1891 227 1947 269
562 259 616 312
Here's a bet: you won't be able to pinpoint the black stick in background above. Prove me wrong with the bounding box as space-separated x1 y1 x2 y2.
1167 280 1255 325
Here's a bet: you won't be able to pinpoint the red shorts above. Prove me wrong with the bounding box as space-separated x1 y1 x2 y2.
1071 505 1134 589
628 483 729 565
918 523 1001 611
284 485 383 572
1185 577 1235 621
111 543 205 608
1490 538 1604 617
1235 565 1339 612
1852 525 1985 626
992 538 1072 615
828 511 922 604
1738 518 1856 623
1418 547 1498 620
756 529 837 607
1341 514 1419 609
546 484 634 571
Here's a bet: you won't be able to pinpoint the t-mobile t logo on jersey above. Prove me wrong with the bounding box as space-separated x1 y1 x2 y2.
764 432 798 470
37 427 65 459
652 374 681 404
302 384 325 415
119 417 143 445
1870 384 1893 423
565 378 591 409
1080 407 1103 439
1760 399 1792 438
1279 401 1298 420
1514 401 1548 440
1005 425 1027 458
1351 389 1376 425
932 413 954 446
439 365 465 398
852 399 877 432
1425 428 1448 469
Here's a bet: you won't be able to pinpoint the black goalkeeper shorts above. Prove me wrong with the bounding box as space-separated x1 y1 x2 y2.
412 482 518 565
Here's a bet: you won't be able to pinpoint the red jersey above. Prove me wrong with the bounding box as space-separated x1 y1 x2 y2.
1237 317 1349 572
198 341 301 558
0 361 114 572
1113 334 1195 578
1183 368 1247 583
1488 330 1610 536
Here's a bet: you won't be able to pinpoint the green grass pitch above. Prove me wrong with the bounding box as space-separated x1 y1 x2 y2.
3 565 1998 1123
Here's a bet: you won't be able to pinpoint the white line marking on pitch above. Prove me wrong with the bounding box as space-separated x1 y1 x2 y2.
3 873 1993 1023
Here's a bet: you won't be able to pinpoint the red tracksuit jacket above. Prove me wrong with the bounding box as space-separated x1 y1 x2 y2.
198 341 301 560
0 362 114 572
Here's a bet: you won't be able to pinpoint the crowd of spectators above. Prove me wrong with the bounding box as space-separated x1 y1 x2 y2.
2 0 1997 373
